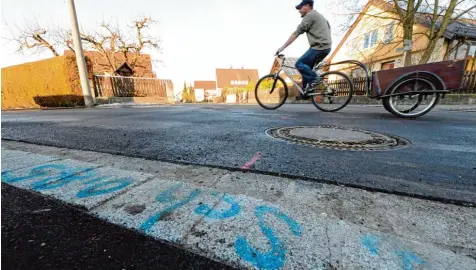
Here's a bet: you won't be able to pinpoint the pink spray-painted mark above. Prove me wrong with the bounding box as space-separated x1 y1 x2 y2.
280 116 289 120
242 152 262 170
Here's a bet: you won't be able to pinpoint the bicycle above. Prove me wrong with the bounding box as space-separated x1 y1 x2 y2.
254 54 354 112
256 54 467 118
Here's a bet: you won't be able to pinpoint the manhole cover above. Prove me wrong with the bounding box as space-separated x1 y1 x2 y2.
266 125 410 151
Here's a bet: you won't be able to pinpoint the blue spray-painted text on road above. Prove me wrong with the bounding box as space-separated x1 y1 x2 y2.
235 205 302 270
1 163 134 198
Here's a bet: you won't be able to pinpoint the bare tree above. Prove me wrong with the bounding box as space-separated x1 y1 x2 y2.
4 19 59 56
415 0 476 64
4 16 162 76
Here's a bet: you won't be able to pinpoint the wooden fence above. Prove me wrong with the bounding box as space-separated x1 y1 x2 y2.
351 77 368 95
93 75 169 97
452 71 476 94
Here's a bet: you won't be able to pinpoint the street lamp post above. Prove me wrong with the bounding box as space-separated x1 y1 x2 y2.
67 0 94 107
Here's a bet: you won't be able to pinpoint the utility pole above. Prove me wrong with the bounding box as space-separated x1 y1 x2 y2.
67 0 94 107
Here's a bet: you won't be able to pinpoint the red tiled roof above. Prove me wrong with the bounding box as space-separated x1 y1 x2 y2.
63 50 155 77
215 68 259 88
194 81 216 90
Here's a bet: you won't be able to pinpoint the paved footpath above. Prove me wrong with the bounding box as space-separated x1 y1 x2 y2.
2 141 475 269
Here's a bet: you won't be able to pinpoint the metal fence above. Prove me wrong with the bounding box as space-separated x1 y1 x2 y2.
93 75 168 97
349 74 476 95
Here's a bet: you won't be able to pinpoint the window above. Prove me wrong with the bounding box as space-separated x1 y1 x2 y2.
384 24 394 43
447 41 474 60
448 47 458 60
371 30 378 47
363 33 370 49
469 44 476 57
456 43 469 60
363 30 378 49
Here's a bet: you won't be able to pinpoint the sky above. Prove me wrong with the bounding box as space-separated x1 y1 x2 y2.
0 0 350 92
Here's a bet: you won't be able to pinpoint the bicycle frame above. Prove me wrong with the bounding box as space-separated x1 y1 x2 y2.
273 55 329 96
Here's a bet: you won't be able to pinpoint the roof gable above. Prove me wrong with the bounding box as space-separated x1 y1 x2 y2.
116 62 133 72
327 0 394 63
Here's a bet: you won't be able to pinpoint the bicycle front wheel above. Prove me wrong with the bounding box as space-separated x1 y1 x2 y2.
254 75 288 110
311 71 353 112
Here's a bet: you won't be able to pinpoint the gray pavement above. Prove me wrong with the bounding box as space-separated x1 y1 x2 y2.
2 104 475 205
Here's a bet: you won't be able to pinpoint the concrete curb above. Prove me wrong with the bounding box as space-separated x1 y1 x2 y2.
2 146 475 269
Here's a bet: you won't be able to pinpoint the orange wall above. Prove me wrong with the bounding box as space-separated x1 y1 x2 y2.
1 56 91 110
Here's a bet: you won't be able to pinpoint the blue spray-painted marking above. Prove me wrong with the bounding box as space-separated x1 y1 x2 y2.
235 205 302 270
156 184 184 203
76 178 133 198
394 250 424 270
139 186 201 232
194 193 241 219
1 164 69 183
361 234 379 256
361 234 424 270
33 169 96 191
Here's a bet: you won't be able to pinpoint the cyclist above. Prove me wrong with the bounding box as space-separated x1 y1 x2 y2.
276 0 332 100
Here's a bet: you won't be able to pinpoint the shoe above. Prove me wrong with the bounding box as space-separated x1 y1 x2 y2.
303 78 322 94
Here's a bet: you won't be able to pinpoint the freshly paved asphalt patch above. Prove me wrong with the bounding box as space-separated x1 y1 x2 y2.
2 104 475 204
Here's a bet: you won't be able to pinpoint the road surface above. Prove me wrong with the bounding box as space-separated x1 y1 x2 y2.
2 104 476 204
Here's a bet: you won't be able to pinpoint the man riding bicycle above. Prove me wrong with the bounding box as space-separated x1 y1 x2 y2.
276 0 332 100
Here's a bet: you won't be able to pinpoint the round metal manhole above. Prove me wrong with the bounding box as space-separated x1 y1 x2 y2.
266 125 410 151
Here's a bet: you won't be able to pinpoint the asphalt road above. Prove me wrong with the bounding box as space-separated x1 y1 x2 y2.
1 184 235 270
2 104 476 204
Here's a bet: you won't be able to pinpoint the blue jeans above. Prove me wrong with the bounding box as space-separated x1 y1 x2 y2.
295 48 331 89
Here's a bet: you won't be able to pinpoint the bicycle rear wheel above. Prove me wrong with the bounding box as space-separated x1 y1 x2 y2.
255 75 288 110
311 71 353 112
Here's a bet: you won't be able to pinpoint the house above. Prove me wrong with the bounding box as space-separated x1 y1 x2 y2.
327 0 476 76
193 80 217 102
64 50 156 78
215 67 259 97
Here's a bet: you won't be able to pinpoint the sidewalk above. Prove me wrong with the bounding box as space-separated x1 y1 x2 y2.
1 141 475 269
